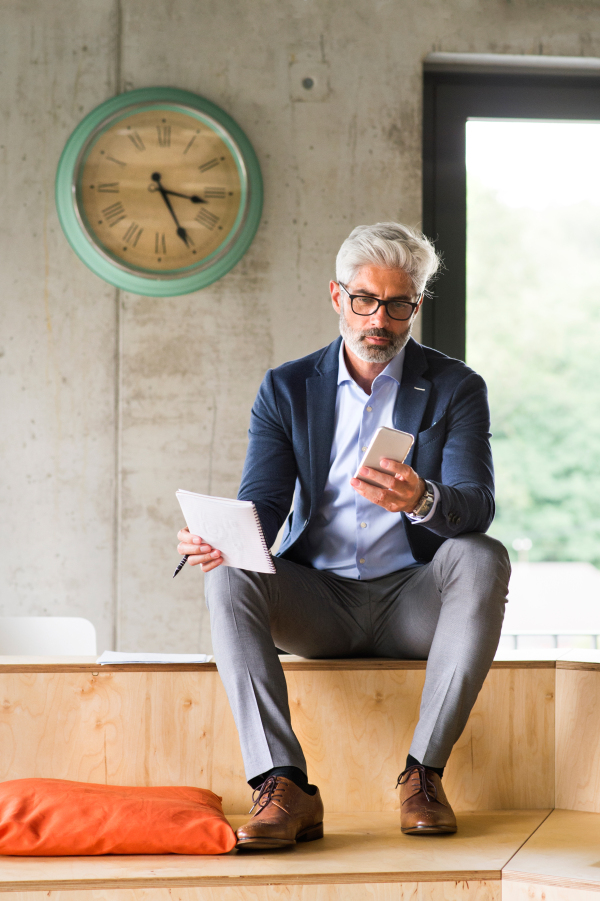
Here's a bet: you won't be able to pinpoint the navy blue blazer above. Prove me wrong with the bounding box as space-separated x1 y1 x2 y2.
238 336 495 566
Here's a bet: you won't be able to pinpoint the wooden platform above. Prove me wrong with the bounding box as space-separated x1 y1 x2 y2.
0 811 548 899
504 808 600 899
556 663 600 813
0 656 557 813
0 655 598 899
0 810 599 900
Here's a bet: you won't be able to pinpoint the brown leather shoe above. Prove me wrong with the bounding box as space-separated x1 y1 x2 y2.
236 775 324 850
397 764 457 835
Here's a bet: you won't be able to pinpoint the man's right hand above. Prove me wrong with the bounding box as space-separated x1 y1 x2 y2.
176 527 223 572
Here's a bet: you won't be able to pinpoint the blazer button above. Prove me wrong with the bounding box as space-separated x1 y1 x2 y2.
456 516 461 525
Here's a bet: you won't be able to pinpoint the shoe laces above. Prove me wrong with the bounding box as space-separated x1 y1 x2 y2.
249 774 286 814
395 764 438 803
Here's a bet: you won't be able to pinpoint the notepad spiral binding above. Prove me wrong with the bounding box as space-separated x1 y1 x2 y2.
252 503 276 573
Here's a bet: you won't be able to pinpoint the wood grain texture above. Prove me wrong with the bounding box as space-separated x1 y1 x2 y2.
557 662 600 673
0 883 501 901
0 671 247 814
0 812 546 890
0 665 555 813
287 668 422 813
504 809 600 893
555 669 600 812
503 882 600 900
0 657 556 673
445 668 555 811
0 657 217 674
556 649 600 672
287 666 555 812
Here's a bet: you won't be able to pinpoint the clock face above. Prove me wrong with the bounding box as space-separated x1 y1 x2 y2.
75 106 246 277
57 88 262 295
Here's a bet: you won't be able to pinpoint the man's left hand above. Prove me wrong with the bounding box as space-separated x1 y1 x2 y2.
350 459 425 514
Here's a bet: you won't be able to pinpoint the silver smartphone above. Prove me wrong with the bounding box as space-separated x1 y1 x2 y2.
354 427 414 488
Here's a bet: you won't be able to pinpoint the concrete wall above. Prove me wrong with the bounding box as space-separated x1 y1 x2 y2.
1 0 598 654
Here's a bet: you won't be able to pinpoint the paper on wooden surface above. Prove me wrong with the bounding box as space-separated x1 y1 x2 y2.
97 651 212 665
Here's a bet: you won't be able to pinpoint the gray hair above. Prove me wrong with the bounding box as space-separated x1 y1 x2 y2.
336 222 441 295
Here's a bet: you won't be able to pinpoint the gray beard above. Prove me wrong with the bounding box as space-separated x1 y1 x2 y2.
339 311 412 363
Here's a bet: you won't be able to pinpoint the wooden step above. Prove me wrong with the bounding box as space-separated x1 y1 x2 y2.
0 656 599 899
556 659 600 813
0 656 557 813
0 810 548 900
503 808 600 899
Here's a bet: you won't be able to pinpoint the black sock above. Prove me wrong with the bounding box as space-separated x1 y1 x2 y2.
406 753 444 779
248 765 317 795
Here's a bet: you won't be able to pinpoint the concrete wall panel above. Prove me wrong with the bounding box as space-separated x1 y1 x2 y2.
1 0 599 652
0 0 118 653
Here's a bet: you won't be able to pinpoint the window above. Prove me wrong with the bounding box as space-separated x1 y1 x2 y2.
422 56 600 649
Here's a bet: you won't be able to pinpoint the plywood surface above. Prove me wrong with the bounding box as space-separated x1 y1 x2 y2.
284 658 555 671
288 665 555 812
503 883 600 901
0 666 555 813
0 657 556 672
0 811 547 890
287 667 423 813
444 667 555 811
0 671 248 815
0 658 217 674
555 669 600 812
504 809 600 892
0 882 502 901
557 649 600 670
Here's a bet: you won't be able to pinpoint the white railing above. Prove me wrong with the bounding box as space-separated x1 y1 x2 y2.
500 631 600 650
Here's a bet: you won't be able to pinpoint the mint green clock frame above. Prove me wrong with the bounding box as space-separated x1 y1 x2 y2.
55 87 263 296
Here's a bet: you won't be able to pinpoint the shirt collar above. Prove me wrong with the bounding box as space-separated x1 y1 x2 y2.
338 341 406 387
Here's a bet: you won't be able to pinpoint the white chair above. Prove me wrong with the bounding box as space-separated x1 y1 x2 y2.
0 617 97 655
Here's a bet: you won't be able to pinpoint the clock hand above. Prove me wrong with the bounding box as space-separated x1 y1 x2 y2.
151 172 191 247
163 189 206 204
148 178 206 204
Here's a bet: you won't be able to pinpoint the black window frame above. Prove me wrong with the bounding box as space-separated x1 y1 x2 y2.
422 64 600 361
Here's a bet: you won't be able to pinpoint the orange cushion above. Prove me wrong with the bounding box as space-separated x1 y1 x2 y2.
0 778 236 855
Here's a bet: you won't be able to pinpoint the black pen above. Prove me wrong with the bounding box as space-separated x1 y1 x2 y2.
172 555 189 579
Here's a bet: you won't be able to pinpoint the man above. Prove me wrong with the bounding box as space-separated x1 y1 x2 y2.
177 222 510 848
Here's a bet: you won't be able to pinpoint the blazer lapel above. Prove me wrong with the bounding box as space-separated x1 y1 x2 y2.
393 338 431 467
306 339 340 515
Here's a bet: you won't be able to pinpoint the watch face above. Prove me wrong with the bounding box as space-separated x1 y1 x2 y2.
75 105 246 277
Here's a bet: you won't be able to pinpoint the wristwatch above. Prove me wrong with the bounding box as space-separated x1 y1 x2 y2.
409 480 435 520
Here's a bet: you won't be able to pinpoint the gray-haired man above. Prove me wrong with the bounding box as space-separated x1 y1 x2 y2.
177 222 510 847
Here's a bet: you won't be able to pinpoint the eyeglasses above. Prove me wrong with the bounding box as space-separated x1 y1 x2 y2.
338 282 421 321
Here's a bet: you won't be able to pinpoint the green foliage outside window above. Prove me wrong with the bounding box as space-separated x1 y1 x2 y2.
466 179 600 565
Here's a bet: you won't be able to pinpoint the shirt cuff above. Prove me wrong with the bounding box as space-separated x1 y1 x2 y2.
406 481 440 524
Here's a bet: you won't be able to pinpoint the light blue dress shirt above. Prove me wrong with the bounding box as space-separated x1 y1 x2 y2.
304 342 438 580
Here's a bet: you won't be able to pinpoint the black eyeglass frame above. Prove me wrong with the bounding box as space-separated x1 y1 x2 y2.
338 282 422 321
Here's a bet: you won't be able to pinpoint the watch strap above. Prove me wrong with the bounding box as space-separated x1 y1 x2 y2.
409 480 435 520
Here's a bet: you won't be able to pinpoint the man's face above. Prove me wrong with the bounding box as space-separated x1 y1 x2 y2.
330 265 422 364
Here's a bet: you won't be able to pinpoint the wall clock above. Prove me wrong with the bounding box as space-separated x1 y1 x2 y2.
55 87 263 296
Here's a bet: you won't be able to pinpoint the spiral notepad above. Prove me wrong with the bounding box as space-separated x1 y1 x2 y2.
176 490 275 574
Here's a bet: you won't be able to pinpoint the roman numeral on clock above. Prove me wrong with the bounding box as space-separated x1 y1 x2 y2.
98 182 119 193
128 131 145 151
157 125 171 147
102 201 126 227
123 222 143 246
204 187 226 200
195 209 219 230
183 134 197 155
155 232 167 254
198 157 220 173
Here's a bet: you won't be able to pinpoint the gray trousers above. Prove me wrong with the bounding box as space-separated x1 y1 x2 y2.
205 533 510 783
